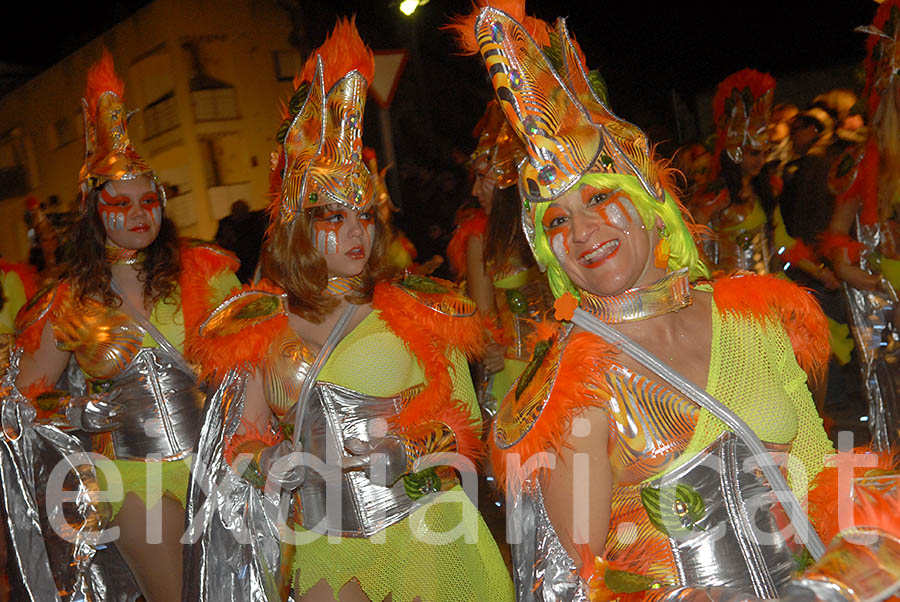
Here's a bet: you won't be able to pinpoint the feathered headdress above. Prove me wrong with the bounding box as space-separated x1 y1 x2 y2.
711 68 775 169
271 17 375 224
858 0 900 119
460 2 663 207
79 49 160 207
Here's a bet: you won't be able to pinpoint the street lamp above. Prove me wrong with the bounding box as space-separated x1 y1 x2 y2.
399 0 429 16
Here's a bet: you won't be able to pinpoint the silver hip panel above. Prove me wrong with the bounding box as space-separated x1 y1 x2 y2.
299 381 413 538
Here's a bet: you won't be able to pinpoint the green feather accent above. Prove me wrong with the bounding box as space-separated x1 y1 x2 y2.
289 82 309 116
403 467 441 500
235 295 282 321
588 69 609 105
641 482 707 537
515 339 551 400
605 569 658 594
400 275 448 294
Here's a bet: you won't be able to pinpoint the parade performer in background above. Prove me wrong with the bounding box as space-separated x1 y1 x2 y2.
1 49 239 601
693 68 778 274
445 98 554 415
824 0 900 450
183 18 513 602
457 2 838 599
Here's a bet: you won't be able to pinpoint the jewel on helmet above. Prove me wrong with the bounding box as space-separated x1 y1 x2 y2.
538 165 556 184
491 21 504 43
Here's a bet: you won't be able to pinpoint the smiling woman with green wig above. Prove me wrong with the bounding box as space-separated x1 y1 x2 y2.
452 1 837 600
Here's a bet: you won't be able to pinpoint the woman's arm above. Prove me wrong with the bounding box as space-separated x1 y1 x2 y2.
466 235 505 373
16 320 71 390
541 405 613 566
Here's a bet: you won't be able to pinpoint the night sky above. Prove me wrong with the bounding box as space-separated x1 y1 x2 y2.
0 0 883 246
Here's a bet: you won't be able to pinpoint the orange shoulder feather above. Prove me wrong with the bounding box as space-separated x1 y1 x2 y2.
712 273 829 381
186 279 288 383
490 330 616 492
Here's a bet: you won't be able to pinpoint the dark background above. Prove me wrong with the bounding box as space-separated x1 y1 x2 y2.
0 1 882 263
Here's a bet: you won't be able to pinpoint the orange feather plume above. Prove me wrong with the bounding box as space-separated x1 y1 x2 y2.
84 48 125 116
299 16 374 92
712 273 830 382
444 0 551 55
806 447 897 545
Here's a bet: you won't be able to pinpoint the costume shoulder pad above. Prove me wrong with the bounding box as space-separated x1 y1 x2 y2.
374 275 481 357
179 238 240 277
14 282 65 353
188 284 289 382
712 272 829 380
490 325 615 492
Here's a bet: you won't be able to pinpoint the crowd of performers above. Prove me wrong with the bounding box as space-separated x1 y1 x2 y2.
2 1 900 601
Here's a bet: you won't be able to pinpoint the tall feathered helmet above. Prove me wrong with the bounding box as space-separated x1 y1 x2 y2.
449 0 665 256
711 68 776 168
271 17 375 225
470 100 525 190
79 49 164 208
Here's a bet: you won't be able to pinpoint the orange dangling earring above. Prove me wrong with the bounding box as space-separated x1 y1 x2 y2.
654 224 670 269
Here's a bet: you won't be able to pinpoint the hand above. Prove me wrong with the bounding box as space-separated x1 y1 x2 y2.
65 390 123 432
258 440 306 491
834 262 882 290
342 436 409 487
482 342 506 374
814 266 841 291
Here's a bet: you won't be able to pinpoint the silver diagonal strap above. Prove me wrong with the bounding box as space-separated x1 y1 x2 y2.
110 279 197 382
291 303 358 447
571 307 826 560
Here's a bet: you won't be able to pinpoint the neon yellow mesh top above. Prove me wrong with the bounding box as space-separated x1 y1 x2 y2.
674 296 834 497
294 309 514 602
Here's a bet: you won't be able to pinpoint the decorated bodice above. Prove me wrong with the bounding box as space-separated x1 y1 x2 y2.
490 260 555 361
603 366 700 485
17 283 169 381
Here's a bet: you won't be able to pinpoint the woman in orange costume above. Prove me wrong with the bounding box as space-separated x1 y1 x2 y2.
456 2 838 599
3 50 239 601
693 69 778 275
183 19 513 602
446 98 554 413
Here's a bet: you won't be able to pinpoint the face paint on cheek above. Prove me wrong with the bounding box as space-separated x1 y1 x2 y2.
151 205 161 226
313 220 343 255
551 232 569 262
596 195 640 230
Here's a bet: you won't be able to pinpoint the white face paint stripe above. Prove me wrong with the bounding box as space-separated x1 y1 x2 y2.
365 224 375 245
105 181 117 197
551 233 567 262
151 206 161 226
317 230 327 254
326 231 338 255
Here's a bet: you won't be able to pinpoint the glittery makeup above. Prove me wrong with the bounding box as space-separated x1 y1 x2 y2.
551 233 568 262
313 210 345 255
98 185 129 231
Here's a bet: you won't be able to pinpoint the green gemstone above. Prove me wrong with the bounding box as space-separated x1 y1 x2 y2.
506 289 529 315
308 192 319 203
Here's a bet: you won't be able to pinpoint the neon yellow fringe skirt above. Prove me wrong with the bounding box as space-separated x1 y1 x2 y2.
290 486 514 602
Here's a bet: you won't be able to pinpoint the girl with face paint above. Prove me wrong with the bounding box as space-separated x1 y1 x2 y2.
8 50 240 602
183 18 513 602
